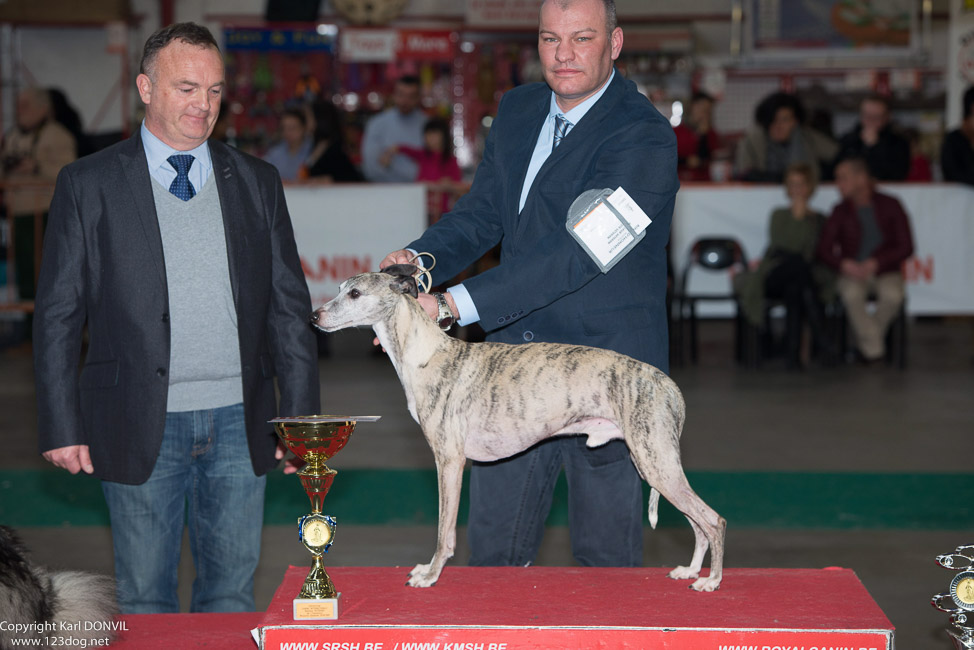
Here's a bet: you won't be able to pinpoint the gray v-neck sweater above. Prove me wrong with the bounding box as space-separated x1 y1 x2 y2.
150 176 243 412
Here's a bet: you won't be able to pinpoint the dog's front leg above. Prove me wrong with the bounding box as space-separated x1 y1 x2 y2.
407 451 464 587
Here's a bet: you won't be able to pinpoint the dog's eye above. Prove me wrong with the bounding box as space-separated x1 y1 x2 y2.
349 289 361 299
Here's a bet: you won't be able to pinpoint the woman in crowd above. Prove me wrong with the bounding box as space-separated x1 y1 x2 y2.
737 163 836 369
734 92 837 184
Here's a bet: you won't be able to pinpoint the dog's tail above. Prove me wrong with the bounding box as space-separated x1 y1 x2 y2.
49 570 120 643
648 488 660 529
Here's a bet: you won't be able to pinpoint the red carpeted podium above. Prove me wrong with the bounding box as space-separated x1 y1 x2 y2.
258 566 894 650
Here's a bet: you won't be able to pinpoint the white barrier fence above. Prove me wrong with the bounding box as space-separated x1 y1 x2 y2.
285 182 974 317
671 183 974 317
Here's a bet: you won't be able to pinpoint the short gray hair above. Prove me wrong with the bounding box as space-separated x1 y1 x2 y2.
542 0 618 34
140 22 220 80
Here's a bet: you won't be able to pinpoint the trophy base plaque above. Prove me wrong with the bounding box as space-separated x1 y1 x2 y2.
293 595 341 621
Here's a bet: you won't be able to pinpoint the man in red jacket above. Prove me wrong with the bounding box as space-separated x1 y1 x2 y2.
818 155 914 362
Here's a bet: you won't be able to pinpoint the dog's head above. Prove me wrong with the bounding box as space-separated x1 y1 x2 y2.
311 264 421 332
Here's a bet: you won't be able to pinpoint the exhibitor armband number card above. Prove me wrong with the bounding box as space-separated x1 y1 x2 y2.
566 187 652 273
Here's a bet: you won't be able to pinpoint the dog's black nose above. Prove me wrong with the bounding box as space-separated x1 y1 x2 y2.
309 311 319 323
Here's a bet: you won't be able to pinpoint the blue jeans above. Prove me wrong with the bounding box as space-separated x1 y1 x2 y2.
102 403 266 613
468 436 643 567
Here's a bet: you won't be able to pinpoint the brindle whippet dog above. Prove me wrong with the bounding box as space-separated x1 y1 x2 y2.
312 265 726 592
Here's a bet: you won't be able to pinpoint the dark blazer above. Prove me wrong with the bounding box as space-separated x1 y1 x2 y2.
409 71 678 372
836 124 911 181
33 134 320 485
817 190 914 275
942 129 974 186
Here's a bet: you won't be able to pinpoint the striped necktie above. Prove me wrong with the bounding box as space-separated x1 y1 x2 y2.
167 154 196 201
552 114 572 152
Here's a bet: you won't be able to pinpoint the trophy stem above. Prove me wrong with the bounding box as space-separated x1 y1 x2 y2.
300 554 337 600
298 466 337 514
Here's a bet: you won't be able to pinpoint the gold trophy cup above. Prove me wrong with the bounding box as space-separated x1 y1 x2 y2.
272 415 380 620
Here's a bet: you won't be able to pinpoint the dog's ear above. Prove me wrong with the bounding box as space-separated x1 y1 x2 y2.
388 275 419 299
382 264 420 299
382 263 420 279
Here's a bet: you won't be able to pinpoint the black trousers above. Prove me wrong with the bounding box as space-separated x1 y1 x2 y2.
763 254 826 365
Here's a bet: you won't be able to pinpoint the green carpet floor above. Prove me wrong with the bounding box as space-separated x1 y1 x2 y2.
1 469 971 530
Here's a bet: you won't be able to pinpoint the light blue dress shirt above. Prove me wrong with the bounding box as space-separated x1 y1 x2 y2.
449 70 616 326
262 137 313 182
141 121 213 193
360 108 426 183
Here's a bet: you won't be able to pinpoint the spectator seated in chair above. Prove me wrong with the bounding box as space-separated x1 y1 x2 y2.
941 85 974 187
735 163 836 370
733 91 837 185
817 155 914 365
674 91 721 183
834 94 910 182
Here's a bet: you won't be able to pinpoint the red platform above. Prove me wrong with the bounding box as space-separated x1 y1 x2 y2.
259 566 894 650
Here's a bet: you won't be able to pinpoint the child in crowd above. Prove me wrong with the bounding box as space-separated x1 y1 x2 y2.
380 118 461 220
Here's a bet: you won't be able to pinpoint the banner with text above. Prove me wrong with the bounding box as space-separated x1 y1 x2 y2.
284 184 426 308
339 29 455 63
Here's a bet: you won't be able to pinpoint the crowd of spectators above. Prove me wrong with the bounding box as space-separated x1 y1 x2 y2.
254 74 462 210
724 87 969 186
2 77 971 340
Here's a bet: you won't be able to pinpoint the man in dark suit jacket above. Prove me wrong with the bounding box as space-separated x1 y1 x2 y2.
382 0 677 567
33 23 319 613
835 95 910 182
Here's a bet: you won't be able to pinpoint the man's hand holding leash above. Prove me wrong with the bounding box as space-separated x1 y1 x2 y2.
375 251 459 345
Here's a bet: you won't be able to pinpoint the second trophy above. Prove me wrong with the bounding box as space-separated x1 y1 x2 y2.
272 415 380 620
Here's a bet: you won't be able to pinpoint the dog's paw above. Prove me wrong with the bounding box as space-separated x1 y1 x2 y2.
407 562 430 578
690 576 721 592
406 563 439 588
668 565 700 580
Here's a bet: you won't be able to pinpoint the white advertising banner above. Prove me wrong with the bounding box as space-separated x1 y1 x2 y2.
947 0 974 128
283 183 974 317
284 184 427 309
339 28 399 63
466 0 544 27
671 184 974 317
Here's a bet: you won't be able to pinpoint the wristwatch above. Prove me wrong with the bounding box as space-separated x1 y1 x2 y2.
431 292 456 330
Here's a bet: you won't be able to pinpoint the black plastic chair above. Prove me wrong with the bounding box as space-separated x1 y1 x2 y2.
673 238 750 365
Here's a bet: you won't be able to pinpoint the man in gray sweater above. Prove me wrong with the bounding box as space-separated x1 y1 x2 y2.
33 23 320 613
